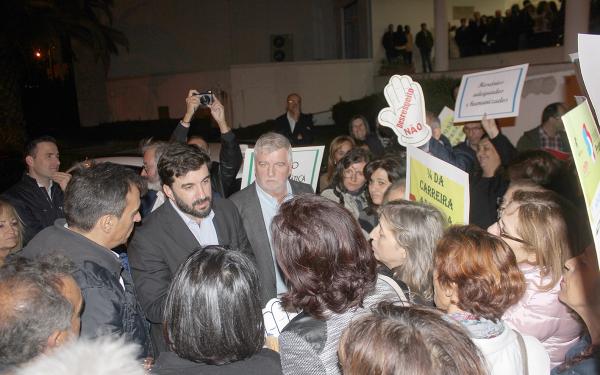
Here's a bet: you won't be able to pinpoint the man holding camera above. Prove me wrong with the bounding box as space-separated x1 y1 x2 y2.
139 91 243 217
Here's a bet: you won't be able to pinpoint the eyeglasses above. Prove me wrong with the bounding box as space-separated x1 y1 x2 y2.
498 219 527 244
343 169 364 179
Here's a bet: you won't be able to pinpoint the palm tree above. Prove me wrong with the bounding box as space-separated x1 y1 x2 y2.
0 0 128 151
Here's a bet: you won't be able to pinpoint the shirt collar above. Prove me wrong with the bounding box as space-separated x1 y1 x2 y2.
169 199 214 226
255 180 292 205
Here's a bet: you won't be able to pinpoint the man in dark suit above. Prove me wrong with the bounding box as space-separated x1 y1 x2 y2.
128 142 252 355
229 132 313 305
274 93 314 146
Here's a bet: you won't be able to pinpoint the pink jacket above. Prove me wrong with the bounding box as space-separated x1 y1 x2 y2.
503 263 582 367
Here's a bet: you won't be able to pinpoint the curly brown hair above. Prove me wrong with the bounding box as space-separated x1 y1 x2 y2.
434 225 525 321
271 194 377 319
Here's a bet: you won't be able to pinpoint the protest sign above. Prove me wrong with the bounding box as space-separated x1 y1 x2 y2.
240 146 324 192
406 146 470 225
378 75 432 147
561 99 600 261
578 34 600 121
454 64 529 123
438 106 465 146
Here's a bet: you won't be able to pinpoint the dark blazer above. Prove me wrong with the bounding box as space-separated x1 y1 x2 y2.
274 113 314 146
128 197 253 355
229 180 313 305
2 174 65 244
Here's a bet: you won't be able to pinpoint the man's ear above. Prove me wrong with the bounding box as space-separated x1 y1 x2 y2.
25 155 34 169
98 214 114 234
163 184 174 201
45 330 67 351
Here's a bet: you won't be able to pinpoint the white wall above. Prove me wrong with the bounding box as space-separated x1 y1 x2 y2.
106 70 230 122
105 59 376 127
230 59 376 127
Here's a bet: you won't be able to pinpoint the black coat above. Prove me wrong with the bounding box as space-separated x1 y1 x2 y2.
21 220 151 357
1 174 65 244
128 198 253 355
274 113 314 146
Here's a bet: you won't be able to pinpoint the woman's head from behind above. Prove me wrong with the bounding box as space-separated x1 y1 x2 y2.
507 150 562 188
434 225 525 321
339 302 488 375
272 194 377 319
488 190 569 290
0 199 24 261
370 201 446 302
164 246 263 365
333 148 371 193
365 157 405 206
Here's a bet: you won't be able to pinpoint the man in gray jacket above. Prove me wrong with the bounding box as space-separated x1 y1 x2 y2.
230 132 313 305
21 163 151 358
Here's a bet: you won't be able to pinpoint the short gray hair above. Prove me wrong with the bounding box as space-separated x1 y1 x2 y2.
0 256 75 367
254 132 292 163
379 200 446 303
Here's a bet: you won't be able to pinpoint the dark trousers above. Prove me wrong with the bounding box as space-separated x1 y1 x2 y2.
419 48 432 72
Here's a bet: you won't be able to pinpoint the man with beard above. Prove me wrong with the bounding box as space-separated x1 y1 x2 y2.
128 142 252 355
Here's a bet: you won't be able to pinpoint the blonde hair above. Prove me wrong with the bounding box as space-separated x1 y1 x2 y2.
511 190 570 290
0 199 24 255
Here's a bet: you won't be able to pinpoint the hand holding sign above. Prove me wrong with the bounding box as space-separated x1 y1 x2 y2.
378 75 432 147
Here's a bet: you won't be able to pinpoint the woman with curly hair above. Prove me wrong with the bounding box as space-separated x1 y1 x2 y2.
272 195 405 375
434 225 550 374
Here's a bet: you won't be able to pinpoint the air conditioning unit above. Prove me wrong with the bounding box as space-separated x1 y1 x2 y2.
270 34 294 62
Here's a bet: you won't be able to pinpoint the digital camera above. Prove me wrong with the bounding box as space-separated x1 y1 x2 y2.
194 91 213 106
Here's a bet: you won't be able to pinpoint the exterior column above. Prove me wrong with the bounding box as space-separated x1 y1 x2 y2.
434 0 449 72
563 0 590 60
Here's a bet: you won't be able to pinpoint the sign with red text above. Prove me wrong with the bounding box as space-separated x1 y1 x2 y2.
378 75 432 147
454 64 528 123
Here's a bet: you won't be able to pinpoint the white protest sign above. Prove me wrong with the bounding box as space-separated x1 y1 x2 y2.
378 75 431 147
578 34 600 119
240 146 324 192
454 64 529 123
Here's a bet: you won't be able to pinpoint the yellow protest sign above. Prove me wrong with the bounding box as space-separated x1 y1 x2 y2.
406 146 470 225
438 106 465 146
561 99 600 257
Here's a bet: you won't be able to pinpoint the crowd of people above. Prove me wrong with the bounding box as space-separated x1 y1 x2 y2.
382 1 565 71
0 87 599 375
452 0 565 58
